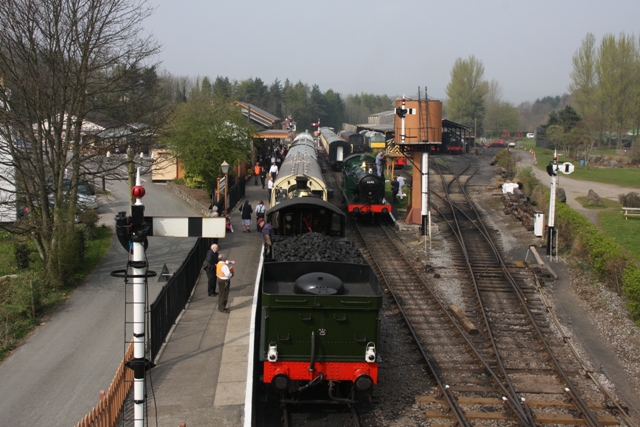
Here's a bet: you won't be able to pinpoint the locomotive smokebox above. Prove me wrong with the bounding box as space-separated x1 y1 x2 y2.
294 272 344 295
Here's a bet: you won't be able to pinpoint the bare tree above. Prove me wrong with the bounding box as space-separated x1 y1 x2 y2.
0 0 160 286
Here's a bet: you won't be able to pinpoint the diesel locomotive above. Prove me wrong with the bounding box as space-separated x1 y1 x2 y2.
319 127 351 171
270 131 328 206
341 153 391 215
259 198 382 401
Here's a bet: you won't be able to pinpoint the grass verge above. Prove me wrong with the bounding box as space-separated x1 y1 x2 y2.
0 226 113 361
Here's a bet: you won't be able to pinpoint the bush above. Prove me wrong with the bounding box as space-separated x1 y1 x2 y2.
618 192 640 207
622 264 640 323
515 167 540 197
13 242 30 271
77 209 99 240
0 273 42 359
494 149 517 178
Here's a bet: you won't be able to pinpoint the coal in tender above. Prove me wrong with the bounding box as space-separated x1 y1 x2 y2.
271 232 365 264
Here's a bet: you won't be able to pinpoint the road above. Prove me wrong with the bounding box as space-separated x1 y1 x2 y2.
0 173 203 427
515 148 640 224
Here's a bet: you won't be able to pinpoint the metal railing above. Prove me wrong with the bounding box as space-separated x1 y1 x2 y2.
149 237 213 360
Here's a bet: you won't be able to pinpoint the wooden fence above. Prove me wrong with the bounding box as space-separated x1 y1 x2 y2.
73 342 134 427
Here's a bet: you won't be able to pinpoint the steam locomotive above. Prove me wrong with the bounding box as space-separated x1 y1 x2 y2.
258 198 382 401
341 153 391 215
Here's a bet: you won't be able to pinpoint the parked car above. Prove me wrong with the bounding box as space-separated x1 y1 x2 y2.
48 178 98 211
526 133 535 139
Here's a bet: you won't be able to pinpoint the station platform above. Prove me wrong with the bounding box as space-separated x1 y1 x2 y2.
147 181 269 427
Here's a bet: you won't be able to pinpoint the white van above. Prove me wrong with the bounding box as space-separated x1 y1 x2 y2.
526 133 535 139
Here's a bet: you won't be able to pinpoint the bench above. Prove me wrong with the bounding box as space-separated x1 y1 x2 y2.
622 207 640 220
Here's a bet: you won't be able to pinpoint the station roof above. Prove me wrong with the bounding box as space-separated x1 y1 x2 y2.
234 101 280 129
356 123 394 133
256 129 292 139
442 119 471 131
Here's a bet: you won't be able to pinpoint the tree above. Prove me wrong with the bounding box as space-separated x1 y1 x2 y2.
267 79 284 118
283 80 310 127
0 0 160 287
569 33 601 137
324 90 345 130
596 33 639 148
161 92 253 193
212 76 233 100
445 55 489 130
484 100 520 139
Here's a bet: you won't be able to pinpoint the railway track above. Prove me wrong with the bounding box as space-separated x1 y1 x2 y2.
348 155 631 425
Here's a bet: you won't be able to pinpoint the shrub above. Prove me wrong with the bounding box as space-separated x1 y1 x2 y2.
515 167 540 197
618 192 640 207
77 209 99 240
622 264 640 324
0 273 42 359
13 242 30 271
494 149 517 178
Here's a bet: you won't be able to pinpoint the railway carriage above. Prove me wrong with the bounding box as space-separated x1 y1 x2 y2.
319 127 351 171
270 131 328 206
341 153 391 215
339 130 368 153
259 198 382 400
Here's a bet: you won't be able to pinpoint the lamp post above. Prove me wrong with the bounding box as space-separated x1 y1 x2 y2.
221 160 229 214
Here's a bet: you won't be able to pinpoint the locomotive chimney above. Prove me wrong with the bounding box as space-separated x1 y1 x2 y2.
295 176 309 190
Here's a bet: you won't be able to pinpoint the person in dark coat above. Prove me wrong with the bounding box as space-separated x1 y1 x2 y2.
240 199 253 233
204 243 220 296
391 176 400 203
259 165 267 189
260 218 274 258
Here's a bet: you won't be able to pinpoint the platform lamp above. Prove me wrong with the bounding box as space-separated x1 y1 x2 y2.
221 160 229 214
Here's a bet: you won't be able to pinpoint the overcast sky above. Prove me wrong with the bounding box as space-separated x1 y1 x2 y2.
144 0 640 106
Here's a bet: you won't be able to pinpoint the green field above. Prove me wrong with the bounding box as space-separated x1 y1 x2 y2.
521 140 640 261
521 140 640 188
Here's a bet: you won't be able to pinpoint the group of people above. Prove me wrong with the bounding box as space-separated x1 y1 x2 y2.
203 243 236 312
203 198 275 311
391 175 407 203
238 199 267 232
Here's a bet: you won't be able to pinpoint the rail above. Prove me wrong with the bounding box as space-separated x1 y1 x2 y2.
621 207 640 220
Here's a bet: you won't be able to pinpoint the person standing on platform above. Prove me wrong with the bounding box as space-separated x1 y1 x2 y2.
375 150 385 178
391 176 400 203
239 199 253 233
260 164 267 189
253 163 261 185
255 200 266 231
267 175 274 202
269 162 278 181
397 175 406 199
204 244 220 296
216 253 235 312
260 218 274 258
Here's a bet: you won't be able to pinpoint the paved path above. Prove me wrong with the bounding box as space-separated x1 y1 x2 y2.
0 178 202 427
515 148 640 225
513 149 640 418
